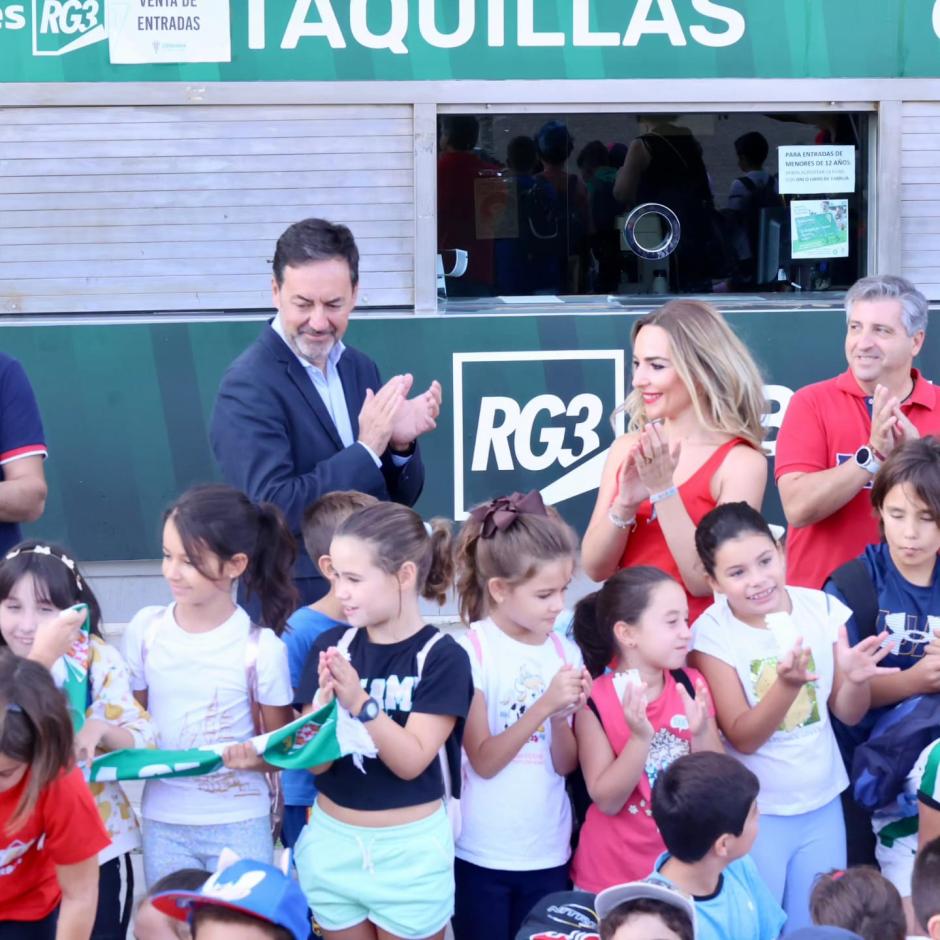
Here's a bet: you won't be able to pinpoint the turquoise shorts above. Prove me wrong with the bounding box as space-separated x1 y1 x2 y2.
295 802 454 938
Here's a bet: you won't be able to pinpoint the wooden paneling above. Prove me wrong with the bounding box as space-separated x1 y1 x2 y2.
901 103 940 299
0 105 415 313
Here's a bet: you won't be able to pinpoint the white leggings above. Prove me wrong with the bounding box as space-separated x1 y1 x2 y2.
749 795 846 935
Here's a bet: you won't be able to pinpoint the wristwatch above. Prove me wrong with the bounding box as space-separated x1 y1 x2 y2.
854 445 882 476
354 696 380 723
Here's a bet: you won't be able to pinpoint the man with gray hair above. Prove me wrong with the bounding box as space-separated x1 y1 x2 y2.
775 275 940 588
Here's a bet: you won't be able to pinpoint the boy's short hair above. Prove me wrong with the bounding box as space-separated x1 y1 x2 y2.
913 836 940 931
871 436 940 532
734 131 769 167
652 752 759 862
810 867 905 940
301 490 378 564
192 906 292 940
600 898 694 940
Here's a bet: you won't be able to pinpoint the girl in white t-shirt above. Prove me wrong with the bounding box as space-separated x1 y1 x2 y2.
452 491 592 940
123 484 296 887
690 501 895 933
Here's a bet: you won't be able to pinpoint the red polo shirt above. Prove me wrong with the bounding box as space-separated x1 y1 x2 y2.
775 369 940 589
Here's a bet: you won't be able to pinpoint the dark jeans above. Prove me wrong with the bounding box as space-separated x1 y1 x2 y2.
452 857 570 940
0 909 57 939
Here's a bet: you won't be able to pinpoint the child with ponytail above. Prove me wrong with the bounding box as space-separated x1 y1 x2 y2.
122 484 297 887
0 650 110 940
452 491 592 940
570 566 722 893
293 501 473 940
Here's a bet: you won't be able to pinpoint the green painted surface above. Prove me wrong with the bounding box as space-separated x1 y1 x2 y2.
7 307 940 560
2 1 940 83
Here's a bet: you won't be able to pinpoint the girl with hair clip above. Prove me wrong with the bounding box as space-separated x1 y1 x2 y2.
582 299 769 622
0 540 155 940
690 502 896 933
293 502 473 940
122 484 297 887
569 566 722 893
451 491 592 940
0 650 110 940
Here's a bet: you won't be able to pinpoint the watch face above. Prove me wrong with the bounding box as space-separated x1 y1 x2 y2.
856 446 872 465
359 698 379 721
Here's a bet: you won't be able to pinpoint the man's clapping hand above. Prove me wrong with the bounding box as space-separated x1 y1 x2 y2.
391 378 442 452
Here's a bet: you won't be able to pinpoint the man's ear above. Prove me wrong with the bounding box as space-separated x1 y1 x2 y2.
271 276 281 311
318 554 334 580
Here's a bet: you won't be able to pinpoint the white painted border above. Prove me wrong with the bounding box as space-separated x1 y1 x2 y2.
452 348 626 519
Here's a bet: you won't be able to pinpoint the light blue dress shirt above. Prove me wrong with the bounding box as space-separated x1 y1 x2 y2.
271 316 411 468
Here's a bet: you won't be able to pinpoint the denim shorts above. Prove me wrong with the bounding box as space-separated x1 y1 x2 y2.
295 803 454 939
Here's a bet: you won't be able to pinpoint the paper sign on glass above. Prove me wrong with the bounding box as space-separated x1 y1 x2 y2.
778 146 855 194
107 0 231 64
790 200 850 260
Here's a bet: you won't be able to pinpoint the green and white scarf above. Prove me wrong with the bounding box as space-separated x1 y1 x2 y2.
88 700 377 783
62 615 376 782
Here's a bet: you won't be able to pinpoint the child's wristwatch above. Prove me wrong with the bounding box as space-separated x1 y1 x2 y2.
354 696 380 722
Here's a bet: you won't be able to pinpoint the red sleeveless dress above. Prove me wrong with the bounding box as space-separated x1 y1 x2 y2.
616 437 747 622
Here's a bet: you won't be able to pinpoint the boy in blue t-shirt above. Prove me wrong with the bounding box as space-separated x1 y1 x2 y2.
649 752 785 940
281 489 378 848
824 436 940 865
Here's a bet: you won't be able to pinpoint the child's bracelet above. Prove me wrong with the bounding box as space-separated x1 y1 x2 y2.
650 485 679 505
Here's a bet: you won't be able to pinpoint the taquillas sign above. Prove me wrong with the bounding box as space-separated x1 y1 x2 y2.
1 0 939 80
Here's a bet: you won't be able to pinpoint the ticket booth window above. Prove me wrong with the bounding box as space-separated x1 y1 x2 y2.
435 110 870 300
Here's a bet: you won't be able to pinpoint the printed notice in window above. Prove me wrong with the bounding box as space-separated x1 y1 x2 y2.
778 146 855 195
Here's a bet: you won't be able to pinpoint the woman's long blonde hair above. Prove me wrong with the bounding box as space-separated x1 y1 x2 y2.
616 300 767 448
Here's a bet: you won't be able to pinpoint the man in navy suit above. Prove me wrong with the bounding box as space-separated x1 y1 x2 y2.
210 218 441 606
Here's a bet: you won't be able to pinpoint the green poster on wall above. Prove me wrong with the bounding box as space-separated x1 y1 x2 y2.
1 1 940 84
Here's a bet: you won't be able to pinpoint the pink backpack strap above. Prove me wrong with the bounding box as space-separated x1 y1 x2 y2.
549 632 568 666
467 628 484 666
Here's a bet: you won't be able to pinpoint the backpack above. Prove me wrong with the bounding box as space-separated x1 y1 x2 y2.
736 174 781 253
335 626 463 839
519 175 587 261
827 559 880 641
852 693 940 812
140 608 284 840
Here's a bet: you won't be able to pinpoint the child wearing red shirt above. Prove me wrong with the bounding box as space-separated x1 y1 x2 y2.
0 651 110 940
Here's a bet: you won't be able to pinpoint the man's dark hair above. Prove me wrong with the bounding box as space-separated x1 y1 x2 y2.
536 120 574 165
652 752 759 862
734 131 769 168
272 218 359 287
600 898 693 940
577 140 611 172
442 114 480 152
192 906 293 940
912 836 940 931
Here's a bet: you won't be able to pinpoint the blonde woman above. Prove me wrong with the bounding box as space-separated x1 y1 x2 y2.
582 300 768 621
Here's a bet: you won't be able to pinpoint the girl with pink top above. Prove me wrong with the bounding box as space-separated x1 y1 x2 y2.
570 566 723 892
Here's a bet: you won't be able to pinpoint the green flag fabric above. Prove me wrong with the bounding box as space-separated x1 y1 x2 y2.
88 700 378 783
59 605 92 733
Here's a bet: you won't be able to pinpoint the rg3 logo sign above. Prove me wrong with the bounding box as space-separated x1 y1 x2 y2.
452 351 626 519
32 0 106 56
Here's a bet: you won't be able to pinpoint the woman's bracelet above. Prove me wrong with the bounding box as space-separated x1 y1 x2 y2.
608 508 636 529
650 485 679 505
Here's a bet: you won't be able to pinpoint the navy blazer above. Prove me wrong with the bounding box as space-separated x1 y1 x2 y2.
210 324 425 582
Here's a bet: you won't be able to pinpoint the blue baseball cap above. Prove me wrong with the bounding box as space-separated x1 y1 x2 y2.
152 857 310 940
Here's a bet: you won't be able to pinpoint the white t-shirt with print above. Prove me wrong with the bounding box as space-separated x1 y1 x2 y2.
455 618 583 870
123 604 292 825
692 587 850 816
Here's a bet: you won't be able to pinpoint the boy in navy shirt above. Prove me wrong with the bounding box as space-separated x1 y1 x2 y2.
280 489 377 848
825 436 940 864
649 752 785 940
